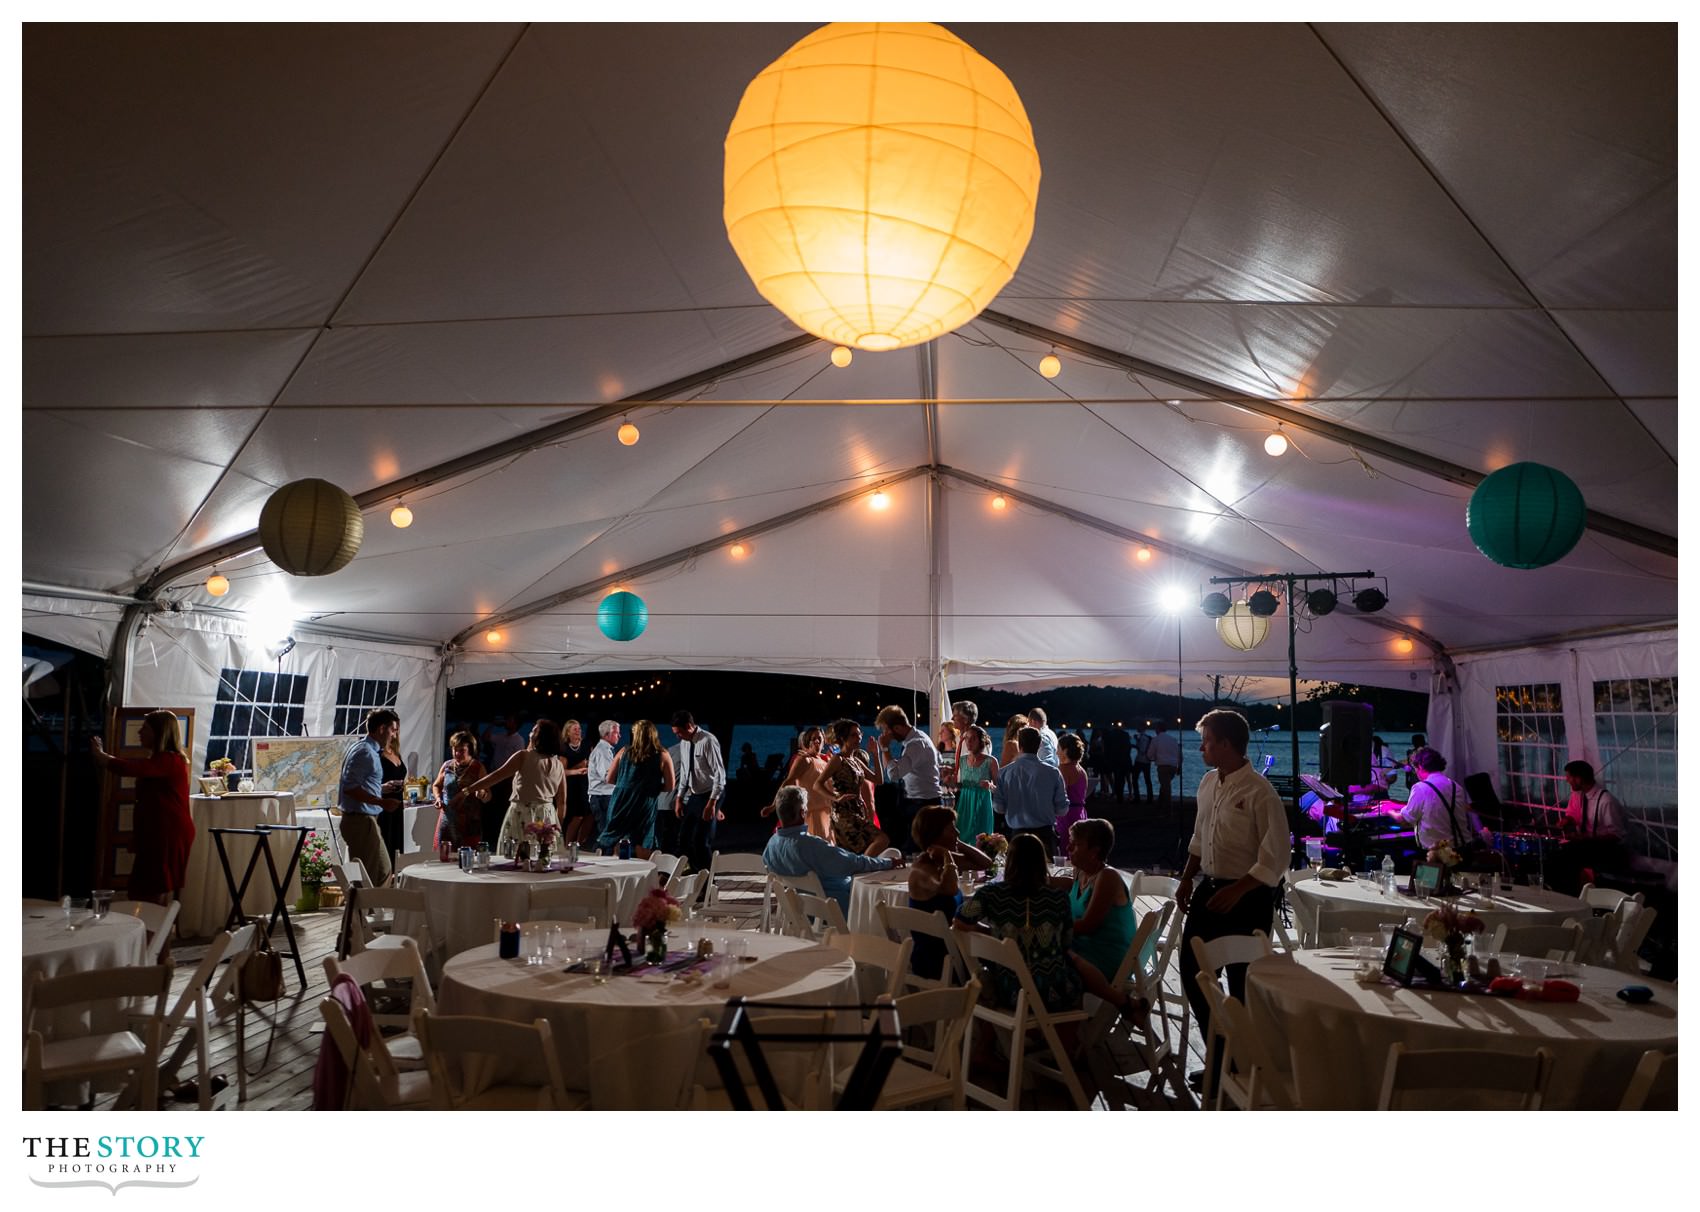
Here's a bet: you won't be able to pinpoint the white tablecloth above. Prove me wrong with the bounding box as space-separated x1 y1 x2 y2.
1290 877 1590 942
397 855 657 960
438 932 857 1108
847 868 912 936
181 793 300 938
1245 950 1678 1109
23 900 149 1100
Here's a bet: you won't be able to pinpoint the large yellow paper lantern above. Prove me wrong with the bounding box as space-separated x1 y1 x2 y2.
724 22 1041 352
1216 601 1271 652
257 478 364 576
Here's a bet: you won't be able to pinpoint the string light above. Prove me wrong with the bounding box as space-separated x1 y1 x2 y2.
1038 350 1061 379
991 494 1008 511
1134 545 1154 563
390 503 414 528
485 629 502 644
205 569 230 597
1264 427 1289 457
869 489 890 511
830 345 853 368
617 420 640 446
1395 637 1416 655
729 542 748 559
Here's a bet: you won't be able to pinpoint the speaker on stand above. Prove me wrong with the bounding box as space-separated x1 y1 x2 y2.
1319 701 1374 790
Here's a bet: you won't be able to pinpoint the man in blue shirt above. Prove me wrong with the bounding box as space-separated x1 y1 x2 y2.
991 727 1068 858
762 786 900 912
339 708 403 884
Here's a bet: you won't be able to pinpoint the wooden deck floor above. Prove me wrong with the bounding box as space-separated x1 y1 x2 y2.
102 903 1208 1113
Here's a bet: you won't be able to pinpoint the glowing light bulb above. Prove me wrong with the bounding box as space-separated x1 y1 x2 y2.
1038 353 1061 379
830 345 853 368
485 629 502 644
1264 429 1289 457
869 489 890 511
1135 546 1154 563
390 503 414 528
729 542 748 559
617 421 640 446
205 571 230 597
991 495 1007 511
1395 637 1416 655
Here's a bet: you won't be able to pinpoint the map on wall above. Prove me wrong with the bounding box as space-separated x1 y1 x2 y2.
253 736 353 809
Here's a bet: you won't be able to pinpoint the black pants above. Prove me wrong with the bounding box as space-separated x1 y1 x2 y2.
1179 876 1279 1040
892 794 940 854
653 800 682 857
674 792 718 872
1156 764 1177 815
1009 825 1054 859
1131 761 1153 802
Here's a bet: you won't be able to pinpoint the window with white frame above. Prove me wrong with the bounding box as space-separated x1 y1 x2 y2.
333 678 399 735
1495 682 1568 815
207 667 309 775
1593 677 1677 859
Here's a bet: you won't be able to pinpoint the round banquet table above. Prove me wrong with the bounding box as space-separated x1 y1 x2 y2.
181 792 300 939
23 900 149 1102
1245 949 1677 1109
438 931 857 1108
396 854 657 960
1290 876 1591 944
847 867 911 936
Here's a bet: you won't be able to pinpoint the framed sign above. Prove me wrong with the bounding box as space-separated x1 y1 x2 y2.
1411 862 1444 897
1383 927 1445 987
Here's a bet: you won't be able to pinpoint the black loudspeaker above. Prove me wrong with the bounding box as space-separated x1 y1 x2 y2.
1319 701 1373 788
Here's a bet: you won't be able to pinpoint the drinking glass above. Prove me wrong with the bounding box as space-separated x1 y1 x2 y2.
91 890 114 920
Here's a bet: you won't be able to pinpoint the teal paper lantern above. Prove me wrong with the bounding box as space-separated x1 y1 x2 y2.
1466 462 1586 569
596 591 648 642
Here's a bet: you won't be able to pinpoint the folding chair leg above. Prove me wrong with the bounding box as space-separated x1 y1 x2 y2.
1034 1018 1089 1110
1006 1000 1028 1109
195 994 213 1110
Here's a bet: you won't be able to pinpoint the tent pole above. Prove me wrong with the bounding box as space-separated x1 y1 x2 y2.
922 341 943 727
1287 573 1302 837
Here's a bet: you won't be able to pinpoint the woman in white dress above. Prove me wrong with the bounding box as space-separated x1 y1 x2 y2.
462 718 567 850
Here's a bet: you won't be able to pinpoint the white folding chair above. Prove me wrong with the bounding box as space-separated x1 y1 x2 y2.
832 981 981 1109
149 927 240 1109
1618 1048 1677 1110
1127 871 1181 898
413 1008 587 1110
1278 868 1318 950
879 902 968 990
1492 920 1584 963
393 848 437 875
1603 902 1658 973
956 931 1089 1110
680 1009 841 1110
324 938 437 1071
1189 937 1291 1110
669 870 707 911
648 851 687 886
527 880 616 926
318 988 431 1110
110 899 181 963
827 930 913 1002
1578 882 1637 914
330 859 370 891
25 964 171 1110
704 851 773 930
1377 1042 1551 1110
1080 902 1189 1109
340 884 434 959
774 884 847 941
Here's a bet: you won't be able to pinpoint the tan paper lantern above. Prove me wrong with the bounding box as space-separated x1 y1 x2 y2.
724 22 1041 352
1216 600 1271 652
258 478 364 576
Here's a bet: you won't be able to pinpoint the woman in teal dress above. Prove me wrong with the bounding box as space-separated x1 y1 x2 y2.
1059 817 1142 1014
948 725 998 845
597 719 676 855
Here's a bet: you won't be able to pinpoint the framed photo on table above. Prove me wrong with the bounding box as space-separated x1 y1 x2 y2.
1410 862 1444 897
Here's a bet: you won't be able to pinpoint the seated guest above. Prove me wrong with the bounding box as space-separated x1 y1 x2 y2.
990 727 1068 857
762 785 900 913
1397 746 1488 851
907 805 992 980
1059 818 1137 1004
1300 788 1343 835
1552 759 1631 894
953 833 1081 1014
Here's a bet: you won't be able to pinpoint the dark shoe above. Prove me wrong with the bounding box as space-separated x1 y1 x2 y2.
1186 1070 1205 1094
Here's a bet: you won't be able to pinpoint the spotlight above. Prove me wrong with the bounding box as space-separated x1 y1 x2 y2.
1247 589 1280 617
1200 592 1232 618
1306 587 1338 616
1352 587 1388 613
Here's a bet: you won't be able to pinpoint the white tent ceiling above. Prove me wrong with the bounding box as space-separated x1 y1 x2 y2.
21 22 1676 693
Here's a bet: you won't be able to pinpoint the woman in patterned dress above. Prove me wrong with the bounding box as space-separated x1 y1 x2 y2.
953 832 1081 1014
814 719 890 856
432 730 488 848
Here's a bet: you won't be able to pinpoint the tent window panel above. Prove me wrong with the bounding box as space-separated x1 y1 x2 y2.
1591 677 1677 861
289 674 309 704
335 679 399 736
1650 678 1676 713
218 669 239 701
1495 682 1566 815
210 665 310 778
237 670 259 700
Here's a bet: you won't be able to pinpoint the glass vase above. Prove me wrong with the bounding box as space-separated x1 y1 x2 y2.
643 928 668 964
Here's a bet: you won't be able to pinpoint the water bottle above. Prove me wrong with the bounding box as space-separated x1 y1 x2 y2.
1380 853 1395 895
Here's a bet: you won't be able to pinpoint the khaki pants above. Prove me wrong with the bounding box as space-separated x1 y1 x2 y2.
340 811 392 885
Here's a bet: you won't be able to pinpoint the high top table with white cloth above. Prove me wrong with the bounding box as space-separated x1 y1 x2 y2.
181 792 299 938
396 855 656 960
438 931 857 1108
1290 876 1591 943
22 900 149 1103
1245 949 1677 1109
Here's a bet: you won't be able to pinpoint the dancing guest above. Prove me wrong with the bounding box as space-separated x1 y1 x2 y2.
763 785 899 913
431 730 488 848
953 833 1081 1013
598 719 676 856
946 724 997 845
907 805 992 980
377 726 409 864
586 720 620 843
559 720 595 849
875 705 942 853
89 710 192 957
668 710 726 873
1027 706 1060 768
1055 732 1090 851
817 719 890 856
999 713 1029 768
990 727 1067 857
463 718 566 852
763 726 833 840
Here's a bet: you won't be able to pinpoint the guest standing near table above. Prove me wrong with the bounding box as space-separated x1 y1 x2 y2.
586 721 620 843
337 709 403 885
1027 706 1061 768
991 727 1067 857
875 705 941 855
90 709 193 956
481 715 527 850
1148 723 1181 817
999 714 1029 770
377 727 409 865
1176 709 1287 1059
945 725 997 845
1055 733 1089 852
558 720 595 850
598 719 675 855
432 730 488 849
465 718 566 852
669 710 725 873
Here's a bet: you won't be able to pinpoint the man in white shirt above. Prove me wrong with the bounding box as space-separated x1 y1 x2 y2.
1147 722 1181 816
669 710 726 872
1397 747 1486 851
1553 759 1630 894
876 705 940 854
1176 709 1289 1071
1027 706 1060 768
586 720 620 843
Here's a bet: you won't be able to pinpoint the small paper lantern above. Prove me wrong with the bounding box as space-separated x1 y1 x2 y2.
1216 601 1270 652
1466 462 1586 569
724 22 1041 352
597 591 648 642
258 478 363 576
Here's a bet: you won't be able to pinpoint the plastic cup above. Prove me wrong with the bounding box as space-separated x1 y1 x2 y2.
91 890 114 920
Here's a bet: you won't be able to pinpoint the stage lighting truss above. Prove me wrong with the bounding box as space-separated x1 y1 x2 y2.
1199 573 1387 634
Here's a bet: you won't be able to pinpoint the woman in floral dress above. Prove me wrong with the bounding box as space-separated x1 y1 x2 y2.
816 719 890 856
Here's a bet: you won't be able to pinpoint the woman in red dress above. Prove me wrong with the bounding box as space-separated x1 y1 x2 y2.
90 710 194 937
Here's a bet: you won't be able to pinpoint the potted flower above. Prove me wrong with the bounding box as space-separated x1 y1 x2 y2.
523 820 560 869
632 886 683 964
1422 901 1486 986
296 830 333 913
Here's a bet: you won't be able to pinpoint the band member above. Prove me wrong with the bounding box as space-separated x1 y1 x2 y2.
1550 760 1630 894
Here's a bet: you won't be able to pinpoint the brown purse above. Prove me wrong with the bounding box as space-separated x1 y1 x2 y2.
241 923 285 1003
